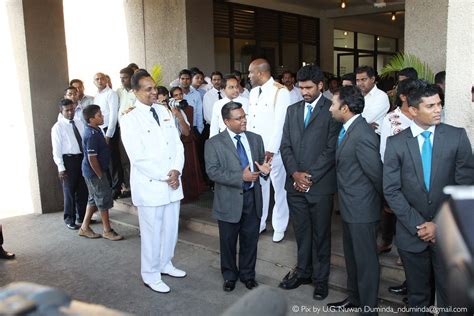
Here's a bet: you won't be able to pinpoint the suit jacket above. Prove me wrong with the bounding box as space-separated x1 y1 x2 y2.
205 130 266 223
336 115 383 223
383 123 474 252
280 96 341 199
120 100 184 207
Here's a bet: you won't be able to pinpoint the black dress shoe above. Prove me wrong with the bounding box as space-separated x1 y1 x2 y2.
313 283 328 300
223 280 236 292
278 270 312 290
243 279 258 290
0 247 15 260
388 282 407 295
66 223 79 230
402 297 408 305
327 298 359 309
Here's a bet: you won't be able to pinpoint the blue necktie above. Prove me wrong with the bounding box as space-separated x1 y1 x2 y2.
421 131 432 191
150 107 160 126
337 127 346 145
304 104 313 128
235 135 251 190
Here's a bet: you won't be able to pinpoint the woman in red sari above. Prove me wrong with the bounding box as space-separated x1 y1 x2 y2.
169 87 206 203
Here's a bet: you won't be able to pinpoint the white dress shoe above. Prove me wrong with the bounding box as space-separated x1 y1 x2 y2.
144 280 170 293
273 231 285 243
161 266 187 278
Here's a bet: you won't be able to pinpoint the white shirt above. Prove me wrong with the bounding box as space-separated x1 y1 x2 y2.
94 86 119 137
361 85 390 135
240 88 250 99
410 122 436 154
343 114 360 132
51 116 85 172
227 129 254 172
209 96 249 138
79 95 93 108
247 77 291 153
322 89 333 100
303 94 323 124
117 87 136 122
379 107 412 162
203 87 224 124
120 99 184 207
289 86 304 105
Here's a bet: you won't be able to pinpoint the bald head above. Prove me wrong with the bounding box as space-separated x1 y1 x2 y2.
248 58 271 87
93 72 108 91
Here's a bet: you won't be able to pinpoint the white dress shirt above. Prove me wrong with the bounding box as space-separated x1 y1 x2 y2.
322 89 333 101
120 100 184 207
203 87 224 124
117 86 136 122
247 77 291 153
209 96 249 138
79 95 94 108
51 116 85 172
361 85 390 135
94 86 119 137
410 122 436 153
289 86 304 105
303 94 323 124
240 88 250 99
343 114 360 133
227 130 255 189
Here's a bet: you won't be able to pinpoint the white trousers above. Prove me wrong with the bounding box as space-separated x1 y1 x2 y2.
260 153 289 233
138 201 180 284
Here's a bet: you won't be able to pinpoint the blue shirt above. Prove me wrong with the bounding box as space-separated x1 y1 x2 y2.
183 88 204 133
82 125 110 178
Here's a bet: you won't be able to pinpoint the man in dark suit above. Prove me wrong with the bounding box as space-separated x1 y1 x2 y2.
205 101 271 292
326 86 383 314
384 82 474 314
279 65 340 300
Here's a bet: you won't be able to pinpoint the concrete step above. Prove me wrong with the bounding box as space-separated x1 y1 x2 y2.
109 207 406 308
113 198 405 284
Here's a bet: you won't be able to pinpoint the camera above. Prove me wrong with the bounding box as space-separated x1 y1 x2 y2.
169 98 188 110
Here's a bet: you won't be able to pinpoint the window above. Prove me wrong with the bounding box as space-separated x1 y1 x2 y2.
333 29 398 77
213 0 320 75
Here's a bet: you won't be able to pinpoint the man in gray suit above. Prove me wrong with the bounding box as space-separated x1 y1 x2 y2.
327 86 383 314
205 101 271 292
279 65 340 300
384 82 473 314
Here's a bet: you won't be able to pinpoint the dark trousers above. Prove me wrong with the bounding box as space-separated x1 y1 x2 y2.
218 189 260 281
196 125 210 184
287 193 333 283
0 224 3 245
105 125 123 194
342 221 380 315
380 203 396 245
62 154 88 224
399 245 448 316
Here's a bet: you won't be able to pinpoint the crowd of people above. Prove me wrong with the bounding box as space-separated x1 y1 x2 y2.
45 57 473 315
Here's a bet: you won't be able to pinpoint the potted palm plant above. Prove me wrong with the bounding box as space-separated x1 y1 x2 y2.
379 52 435 83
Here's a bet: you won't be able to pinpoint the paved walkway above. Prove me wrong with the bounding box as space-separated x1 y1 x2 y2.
0 213 405 315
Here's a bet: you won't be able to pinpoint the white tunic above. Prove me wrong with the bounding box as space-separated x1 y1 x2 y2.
247 77 291 153
120 100 184 207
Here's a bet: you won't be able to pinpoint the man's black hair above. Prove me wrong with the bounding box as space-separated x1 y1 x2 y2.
434 71 446 85
355 66 376 78
120 67 134 77
178 69 192 78
296 65 324 84
58 98 74 111
398 67 418 80
407 81 440 109
82 104 101 123
221 101 243 120
341 73 356 85
131 69 151 90
336 85 365 114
